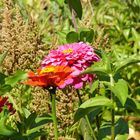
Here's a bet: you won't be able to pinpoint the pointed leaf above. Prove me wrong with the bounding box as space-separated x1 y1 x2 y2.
5 71 27 87
82 52 111 76
80 96 112 109
111 79 128 106
125 97 140 112
74 107 102 122
79 118 94 140
67 0 82 19
0 118 16 136
0 85 12 95
114 57 140 76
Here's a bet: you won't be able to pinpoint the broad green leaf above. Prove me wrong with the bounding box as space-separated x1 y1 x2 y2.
66 31 79 43
111 79 128 106
125 97 140 112
82 52 112 76
81 61 110 76
5 71 27 87
74 107 102 122
80 29 94 43
0 85 12 95
114 57 140 76
0 50 9 65
0 118 16 136
67 0 82 19
79 96 112 109
98 118 128 140
25 113 37 129
91 80 99 93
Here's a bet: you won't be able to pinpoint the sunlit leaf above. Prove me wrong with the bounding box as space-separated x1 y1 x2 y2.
0 118 16 136
114 57 140 75
5 71 27 87
111 79 128 106
82 52 112 76
79 96 112 109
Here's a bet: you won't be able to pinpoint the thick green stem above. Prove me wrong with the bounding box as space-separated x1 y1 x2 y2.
76 90 97 140
110 74 115 140
50 88 58 140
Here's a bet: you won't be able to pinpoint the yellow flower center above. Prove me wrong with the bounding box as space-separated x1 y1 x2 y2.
63 48 73 54
40 66 55 74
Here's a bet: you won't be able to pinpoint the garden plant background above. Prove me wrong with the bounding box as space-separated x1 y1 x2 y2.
0 0 140 140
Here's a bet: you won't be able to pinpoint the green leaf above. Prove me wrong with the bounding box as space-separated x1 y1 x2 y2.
67 0 82 19
80 29 94 43
57 0 64 6
74 107 102 122
79 118 95 140
0 73 6 85
82 63 108 75
91 80 99 93
0 118 16 136
25 113 37 129
114 57 140 76
125 97 140 112
111 79 128 106
5 71 27 87
115 134 128 140
123 29 130 40
66 31 79 43
80 96 112 109
82 52 111 76
98 118 128 140
0 85 12 95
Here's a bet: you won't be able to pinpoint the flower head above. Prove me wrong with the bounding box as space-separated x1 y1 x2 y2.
41 42 99 88
24 65 73 89
0 96 15 114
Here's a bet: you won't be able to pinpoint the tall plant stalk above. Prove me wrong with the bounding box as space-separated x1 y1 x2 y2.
76 90 97 140
110 74 115 140
68 0 78 32
49 87 58 140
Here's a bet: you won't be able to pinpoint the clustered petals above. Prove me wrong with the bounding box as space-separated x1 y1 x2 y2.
41 42 99 89
0 96 15 114
24 65 73 89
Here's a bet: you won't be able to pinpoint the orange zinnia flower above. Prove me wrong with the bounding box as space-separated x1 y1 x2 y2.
24 65 73 88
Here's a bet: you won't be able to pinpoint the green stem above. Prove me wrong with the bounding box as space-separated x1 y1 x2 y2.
110 74 115 140
68 0 78 32
76 90 97 140
50 88 58 140
85 116 97 140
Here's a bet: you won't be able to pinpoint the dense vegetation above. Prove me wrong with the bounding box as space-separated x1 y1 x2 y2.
0 0 140 140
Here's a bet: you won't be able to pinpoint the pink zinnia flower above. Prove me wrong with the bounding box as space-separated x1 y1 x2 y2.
41 42 99 89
